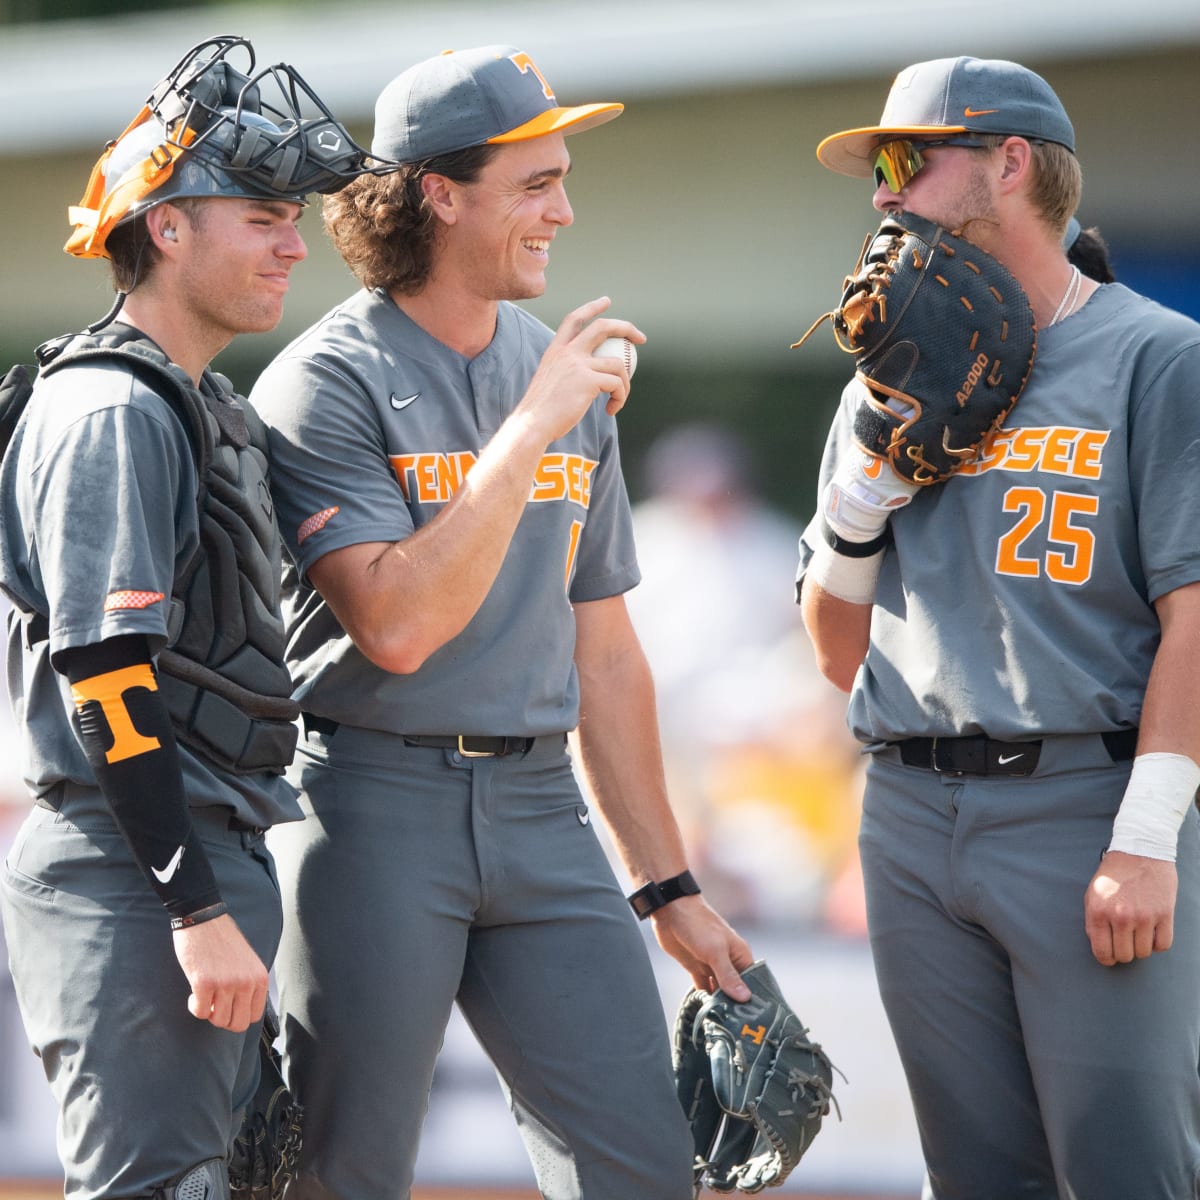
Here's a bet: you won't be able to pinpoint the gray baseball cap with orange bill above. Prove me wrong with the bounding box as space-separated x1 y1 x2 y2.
372 45 622 164
817 56 1075 178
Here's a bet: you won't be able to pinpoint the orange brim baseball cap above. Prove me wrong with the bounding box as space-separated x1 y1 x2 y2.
372 45 622 164
817 56 1075 178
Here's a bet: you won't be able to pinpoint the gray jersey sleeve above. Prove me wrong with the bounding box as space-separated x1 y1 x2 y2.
568 400 639 603
9 365 197 655
254 355 415 581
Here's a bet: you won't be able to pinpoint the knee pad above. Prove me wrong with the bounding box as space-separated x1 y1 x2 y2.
156 1159 230 1200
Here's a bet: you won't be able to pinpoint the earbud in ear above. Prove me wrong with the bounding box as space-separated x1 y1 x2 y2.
162 228 177 241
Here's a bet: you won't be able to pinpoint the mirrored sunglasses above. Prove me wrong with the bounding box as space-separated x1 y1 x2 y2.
872 136 990 192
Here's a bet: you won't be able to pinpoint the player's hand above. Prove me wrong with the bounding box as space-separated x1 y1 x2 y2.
518 297 645 440
650 894 754 1000
1084 850 1178 966
172 913 270 1031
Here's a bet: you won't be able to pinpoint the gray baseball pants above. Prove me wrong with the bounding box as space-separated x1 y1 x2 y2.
860 736 1200 1200
1 785 282 1200
269 723 694 1200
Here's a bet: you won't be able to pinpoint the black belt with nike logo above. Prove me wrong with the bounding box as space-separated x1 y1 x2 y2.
893 728 1138 777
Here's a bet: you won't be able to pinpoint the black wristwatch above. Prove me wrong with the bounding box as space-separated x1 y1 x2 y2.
627 869 702 920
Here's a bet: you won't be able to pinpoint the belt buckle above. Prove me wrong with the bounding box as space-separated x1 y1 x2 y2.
929 736 965 776
930 736 945 774
458 735 499 759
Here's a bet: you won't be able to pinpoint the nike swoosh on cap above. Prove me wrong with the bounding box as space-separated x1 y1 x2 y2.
390 392 420 411
964 106 999 117
997 753 1024 765
152 844 185 884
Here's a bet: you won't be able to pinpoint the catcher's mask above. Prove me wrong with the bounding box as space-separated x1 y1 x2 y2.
66 34 371 259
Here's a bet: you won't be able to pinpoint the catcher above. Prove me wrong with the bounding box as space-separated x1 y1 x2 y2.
673 960 838 1195
794 56 1200 1200
0 34 367 1200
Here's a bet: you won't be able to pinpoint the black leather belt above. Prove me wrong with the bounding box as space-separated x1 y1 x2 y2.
894 728 1137 777
301 712 537 758
402 733 535 758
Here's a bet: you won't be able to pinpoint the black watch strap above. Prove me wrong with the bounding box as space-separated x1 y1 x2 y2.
627 869 702 920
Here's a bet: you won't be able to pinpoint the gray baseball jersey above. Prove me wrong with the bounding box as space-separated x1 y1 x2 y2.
0 358 298 825
249 287 640 735
798 283 1200 743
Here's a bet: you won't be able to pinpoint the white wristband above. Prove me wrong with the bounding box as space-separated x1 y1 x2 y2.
806 538 884 605
1108 752 1200 862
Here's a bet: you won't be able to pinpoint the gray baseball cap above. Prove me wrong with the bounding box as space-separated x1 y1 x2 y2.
372 45 622 164
817 56 1075 178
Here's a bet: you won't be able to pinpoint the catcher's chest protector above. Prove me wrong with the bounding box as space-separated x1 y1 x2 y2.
29 327 299 774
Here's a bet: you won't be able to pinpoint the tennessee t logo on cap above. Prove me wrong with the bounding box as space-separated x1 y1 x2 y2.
371 45 623 164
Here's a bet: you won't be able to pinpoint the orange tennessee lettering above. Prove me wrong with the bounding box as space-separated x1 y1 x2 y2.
1002 427 1046 473
70 663 161 764
509 52 555 100
390 450 597 508
529 453 598 508
390 452 478 502
1073 430 1108 479
963 427 1109 479
532 453 566 502
741 1023 767 1046
1040 427 1077 475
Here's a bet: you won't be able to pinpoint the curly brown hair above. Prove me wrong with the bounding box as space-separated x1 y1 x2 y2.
323 144 500 294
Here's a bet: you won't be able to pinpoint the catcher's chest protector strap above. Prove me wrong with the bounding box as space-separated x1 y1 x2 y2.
32 327 299 774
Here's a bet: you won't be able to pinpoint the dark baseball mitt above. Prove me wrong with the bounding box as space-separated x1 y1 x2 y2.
229 1002 303 1200
674 961 839 1194
793 211 1036 485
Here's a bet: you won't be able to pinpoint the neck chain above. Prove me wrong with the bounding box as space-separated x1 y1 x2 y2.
1050 264 1082 326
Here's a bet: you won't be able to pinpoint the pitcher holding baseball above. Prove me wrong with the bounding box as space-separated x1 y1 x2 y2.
249 45 752 1200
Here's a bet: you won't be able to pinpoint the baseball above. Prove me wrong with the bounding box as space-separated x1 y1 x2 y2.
594 336 637 379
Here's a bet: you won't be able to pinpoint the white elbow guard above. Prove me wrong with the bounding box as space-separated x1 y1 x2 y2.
1108 752 1200 862
807 452 919 605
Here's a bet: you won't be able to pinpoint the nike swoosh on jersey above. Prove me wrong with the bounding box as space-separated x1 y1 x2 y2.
390 392 420 411
576 806 590 826
152 844 186 884
997 753 1024 765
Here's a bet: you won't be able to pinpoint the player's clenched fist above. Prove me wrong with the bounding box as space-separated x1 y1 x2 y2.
1084 851 1177 966
173 914 270 1031
519 297 646 442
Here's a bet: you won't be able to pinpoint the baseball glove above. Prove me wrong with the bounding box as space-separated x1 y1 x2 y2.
792 211 1036 485
229 1002 303 1200
674 961 839 1194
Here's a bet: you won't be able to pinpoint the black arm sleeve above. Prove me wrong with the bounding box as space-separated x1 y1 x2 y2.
54 634 222 920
